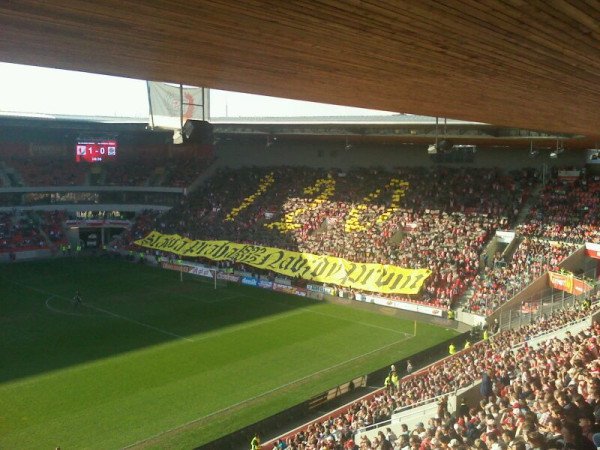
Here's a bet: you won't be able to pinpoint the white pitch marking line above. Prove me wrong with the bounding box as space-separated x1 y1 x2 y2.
154 287 237 304
191 309 305 343
44 296 92 318
306 309 412 336
123 333 414 449
83 302 194 342
10 280 193 343
239 293 411 337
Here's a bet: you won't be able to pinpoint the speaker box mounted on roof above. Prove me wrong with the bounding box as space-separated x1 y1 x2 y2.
182 120 214 145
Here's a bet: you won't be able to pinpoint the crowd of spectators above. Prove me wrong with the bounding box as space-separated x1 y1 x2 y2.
270 298 600 449
101 158 154 186
150 166 534 307
115 210 162 251
465 238 578 315
0 211 47 252
164 155 215 187
39 210 68 245
0 145 214 188
518 172 600 244
5 156 86 186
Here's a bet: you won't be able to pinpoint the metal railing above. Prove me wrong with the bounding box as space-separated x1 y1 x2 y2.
496 280 598 332
355 302 599 437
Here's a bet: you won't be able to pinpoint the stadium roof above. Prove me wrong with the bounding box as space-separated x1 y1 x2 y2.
0 111 147 125
0 2 599 136
210 115 484 125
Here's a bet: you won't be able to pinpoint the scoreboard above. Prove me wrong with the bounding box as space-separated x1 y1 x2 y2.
75 140 118 163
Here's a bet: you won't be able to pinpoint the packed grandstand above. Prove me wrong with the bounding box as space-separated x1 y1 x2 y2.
2 1 600 448
1 123 600 450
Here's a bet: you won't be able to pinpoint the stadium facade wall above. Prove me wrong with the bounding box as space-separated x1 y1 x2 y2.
0 204 172 213
215 141 587 170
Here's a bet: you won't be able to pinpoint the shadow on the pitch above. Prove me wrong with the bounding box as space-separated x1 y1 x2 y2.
0 257 324 384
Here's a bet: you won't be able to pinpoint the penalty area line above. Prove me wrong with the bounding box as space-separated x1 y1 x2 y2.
9 279 194 343
123 333 413 449
83 302 194 342
45 295 92 318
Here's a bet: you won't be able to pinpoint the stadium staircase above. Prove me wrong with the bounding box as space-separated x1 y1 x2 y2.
89 166 103 186
148 168 164 186
498 233 523 262
35 221 54 250
310 219 330 237
389 229 405 244
514 180 544 225
456 288 476 312
0 163 11 187
454 181 544 312
187 158 219 193
3 166 24 187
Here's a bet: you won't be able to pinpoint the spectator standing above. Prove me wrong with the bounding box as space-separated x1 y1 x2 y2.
481 369 493 399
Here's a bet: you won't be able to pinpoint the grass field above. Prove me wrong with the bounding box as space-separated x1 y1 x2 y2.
0 258 457 449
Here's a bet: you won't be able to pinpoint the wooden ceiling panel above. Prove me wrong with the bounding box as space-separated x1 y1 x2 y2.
0 1 599 134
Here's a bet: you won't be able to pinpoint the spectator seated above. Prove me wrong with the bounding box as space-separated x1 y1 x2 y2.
140 166 532 308
465 237 578 315
163 154 215 187
6 155 86 186
518 171 600 243
39 210 68 245
268 298 600 449
0 211 47 252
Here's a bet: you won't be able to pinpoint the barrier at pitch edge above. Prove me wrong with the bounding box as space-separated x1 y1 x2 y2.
241 276 258 287
136 231 431 295
355 292 444 317
161 260 441 315
161 261 214 278
258 279 274 289
548 271 593 295
307 284 336 295
308 284 443 316
586 242 600 260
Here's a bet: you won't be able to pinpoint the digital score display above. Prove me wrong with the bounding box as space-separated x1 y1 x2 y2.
75 140 117 163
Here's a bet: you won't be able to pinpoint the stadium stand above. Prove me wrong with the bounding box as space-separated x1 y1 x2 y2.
38 210 68 245
465 237 579 315
2 133 599 448
101 158 153 186
5 155 86 186
0 211 47 252
0 143 214 188
137 166 533 308
518 172 600 244
266 297 600 449
117 209 162 249
163 154 215 187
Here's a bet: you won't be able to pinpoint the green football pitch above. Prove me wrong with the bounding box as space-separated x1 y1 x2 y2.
0 258 457 449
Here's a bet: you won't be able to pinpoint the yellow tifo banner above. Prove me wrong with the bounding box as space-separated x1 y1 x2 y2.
135 231 432 295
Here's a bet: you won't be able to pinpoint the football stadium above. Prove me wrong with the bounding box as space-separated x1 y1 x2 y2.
1 3 600 450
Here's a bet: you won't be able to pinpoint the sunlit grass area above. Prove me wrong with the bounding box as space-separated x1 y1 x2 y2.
0 258 457 448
